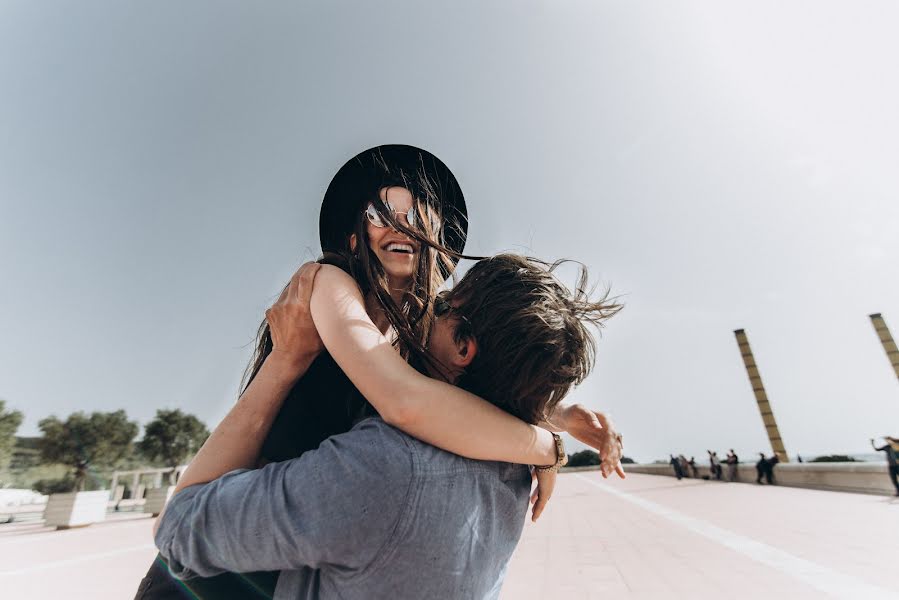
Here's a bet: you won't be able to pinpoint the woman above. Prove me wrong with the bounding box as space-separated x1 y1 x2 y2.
136 145 622 599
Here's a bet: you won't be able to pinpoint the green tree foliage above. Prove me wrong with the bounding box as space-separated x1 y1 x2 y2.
810 454 858 463
33 475 78 495
563 450 636 469
38 410 139 492
0 400 24 472
566 449 601 467
138 409 209 483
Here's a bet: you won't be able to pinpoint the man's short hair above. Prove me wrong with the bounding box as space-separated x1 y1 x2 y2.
444 254 622 424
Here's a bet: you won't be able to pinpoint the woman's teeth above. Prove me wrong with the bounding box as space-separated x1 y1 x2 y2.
386 243 414 254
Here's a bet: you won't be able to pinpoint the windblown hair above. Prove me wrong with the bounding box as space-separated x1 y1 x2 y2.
242 161 473 392
444 254 623 424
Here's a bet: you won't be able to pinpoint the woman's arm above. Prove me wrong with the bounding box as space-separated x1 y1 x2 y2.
542 402 626 479
309 264 556 467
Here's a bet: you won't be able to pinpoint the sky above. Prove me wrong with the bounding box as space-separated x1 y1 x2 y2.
1 1 898 463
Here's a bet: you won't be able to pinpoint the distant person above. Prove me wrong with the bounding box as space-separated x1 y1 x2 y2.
763 454 779 484
678 454 690 478
797 454 803 463
708 450 722 480
870 436 899 496
726 449 739 482
688 456 698 478
755 453 767 484
670 454 684 480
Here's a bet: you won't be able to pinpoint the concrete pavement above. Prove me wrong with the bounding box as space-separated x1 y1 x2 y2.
0 473 896 599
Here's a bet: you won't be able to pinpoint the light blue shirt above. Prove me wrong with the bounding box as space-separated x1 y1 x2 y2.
155 417 532 599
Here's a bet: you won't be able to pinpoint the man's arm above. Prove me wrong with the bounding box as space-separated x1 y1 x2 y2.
154 264 323 536
154 420 414 578
538 402 626 479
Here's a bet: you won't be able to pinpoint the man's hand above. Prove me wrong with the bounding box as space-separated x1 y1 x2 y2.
265 262 324 371
557 404 626 479
530 468 556 523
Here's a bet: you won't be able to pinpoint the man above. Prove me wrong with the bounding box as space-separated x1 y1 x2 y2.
670 454 683 480
755 452 767 484
677 455 689 478
153 254 623 599
870 436 899 496
763 454 779 484
708 450 722 481
726 449 739 482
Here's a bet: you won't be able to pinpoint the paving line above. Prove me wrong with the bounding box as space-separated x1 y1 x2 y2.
0 518 152 547
574 474 898 600
0 543 156 577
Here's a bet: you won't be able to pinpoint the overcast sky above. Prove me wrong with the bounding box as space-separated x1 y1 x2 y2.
2 1 898 462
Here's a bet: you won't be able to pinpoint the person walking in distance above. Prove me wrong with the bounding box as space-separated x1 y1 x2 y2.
726 449 739 482
871 436 899 496
755 453 767 484
708 450 722 480
678 455 690 479
670 454 683 480
763 454 779 484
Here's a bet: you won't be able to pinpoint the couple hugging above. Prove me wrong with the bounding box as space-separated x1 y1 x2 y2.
141 145 625 599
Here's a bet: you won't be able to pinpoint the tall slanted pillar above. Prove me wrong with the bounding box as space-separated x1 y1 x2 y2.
869 313 899 386
733 329 789 463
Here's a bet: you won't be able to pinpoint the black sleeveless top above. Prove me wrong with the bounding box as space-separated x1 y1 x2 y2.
260 351 369 463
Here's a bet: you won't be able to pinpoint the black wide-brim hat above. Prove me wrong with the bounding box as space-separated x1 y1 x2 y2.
319 144 468 277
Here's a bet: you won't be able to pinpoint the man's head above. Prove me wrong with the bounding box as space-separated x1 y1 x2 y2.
426 254 622 424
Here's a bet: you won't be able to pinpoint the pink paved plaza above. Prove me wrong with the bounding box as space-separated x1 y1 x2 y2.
1 472 897 599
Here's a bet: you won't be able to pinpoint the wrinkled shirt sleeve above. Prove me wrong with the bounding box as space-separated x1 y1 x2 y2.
154 420 414 579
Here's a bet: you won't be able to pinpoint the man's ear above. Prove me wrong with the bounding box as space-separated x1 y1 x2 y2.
456 336 477 368
349 233 357 253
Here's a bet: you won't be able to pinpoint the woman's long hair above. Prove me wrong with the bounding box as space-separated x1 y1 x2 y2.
241 167 476 392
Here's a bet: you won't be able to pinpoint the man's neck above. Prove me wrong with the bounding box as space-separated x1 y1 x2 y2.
423 359 459 384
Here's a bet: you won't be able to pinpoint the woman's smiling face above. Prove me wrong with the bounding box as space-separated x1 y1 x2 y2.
365 186 420 284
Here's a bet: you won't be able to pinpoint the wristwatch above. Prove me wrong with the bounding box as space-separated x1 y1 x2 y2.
534 432 568 473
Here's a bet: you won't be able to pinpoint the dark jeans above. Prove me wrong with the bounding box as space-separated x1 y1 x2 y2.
134 555 278 600
890 465 899 494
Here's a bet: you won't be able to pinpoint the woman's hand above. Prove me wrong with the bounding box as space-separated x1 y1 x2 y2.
265 262 324 371
530 468 556 522
557 403 626 479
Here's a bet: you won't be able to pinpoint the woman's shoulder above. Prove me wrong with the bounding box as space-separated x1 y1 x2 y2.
318 251 351 272
314 259 363 296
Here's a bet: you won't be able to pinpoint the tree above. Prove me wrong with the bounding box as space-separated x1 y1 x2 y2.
138 409 209 483
0 400 24 473
810 454 857 463
38 410 139 492
566 449 602 467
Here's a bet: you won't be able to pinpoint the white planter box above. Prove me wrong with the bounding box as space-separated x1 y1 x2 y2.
43 491 109 529
143 486 175 517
